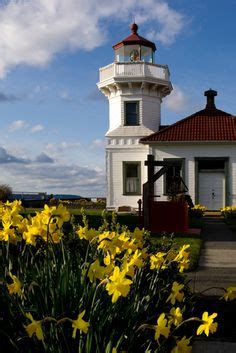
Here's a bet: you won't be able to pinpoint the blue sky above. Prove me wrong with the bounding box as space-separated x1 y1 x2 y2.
0 0 236 196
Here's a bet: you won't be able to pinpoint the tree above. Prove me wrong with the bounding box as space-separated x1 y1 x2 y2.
0 184 12 202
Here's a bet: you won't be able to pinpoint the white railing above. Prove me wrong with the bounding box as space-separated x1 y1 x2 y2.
99 62 169 82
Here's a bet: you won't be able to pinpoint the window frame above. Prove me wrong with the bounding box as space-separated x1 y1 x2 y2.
124 101 140 126
123 161 141 196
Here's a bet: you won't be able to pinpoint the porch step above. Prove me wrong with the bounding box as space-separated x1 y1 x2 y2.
203 211 222 218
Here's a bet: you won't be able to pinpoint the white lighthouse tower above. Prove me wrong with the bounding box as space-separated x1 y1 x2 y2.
97 24 172 210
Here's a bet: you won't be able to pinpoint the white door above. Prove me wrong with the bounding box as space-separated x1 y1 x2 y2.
198 172 225 210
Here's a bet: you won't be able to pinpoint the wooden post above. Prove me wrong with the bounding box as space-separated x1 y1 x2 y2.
147 154 155 197
137 198 143 228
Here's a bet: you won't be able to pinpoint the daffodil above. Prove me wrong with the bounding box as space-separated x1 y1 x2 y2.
154 313 170 341
88 259 108 282
106 266 132 303
167 282 184 305
123 249 143 276
174 244 190 262
222 287 236 301
7 272 22 296
171 336 192 353
23 225 39 246
104 252 111 266
169 307 183 326
24 313 44 341
72 310 89 338
196 312 218 336
150 252 167 270
52 203 70 228
178 258 190 273
0 221 17 243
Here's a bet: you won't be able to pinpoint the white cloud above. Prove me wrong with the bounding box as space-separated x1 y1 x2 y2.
0 146 29 163
91 139 105 149
145 2 185 45
35 152 54 163
46 141 81 153
164 85 189 112
9 119 28 132
0 159 105 196
0 145 104 196
0 0 186 78
31 124 44 133
61 141 81 149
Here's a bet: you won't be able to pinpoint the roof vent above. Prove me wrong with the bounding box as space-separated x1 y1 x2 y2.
204 89 217 109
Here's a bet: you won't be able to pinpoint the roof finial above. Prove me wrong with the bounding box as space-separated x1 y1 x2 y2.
130 22 138 34
204 88 217 109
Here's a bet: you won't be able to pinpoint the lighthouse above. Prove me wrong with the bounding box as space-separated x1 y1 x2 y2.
97 24 172 209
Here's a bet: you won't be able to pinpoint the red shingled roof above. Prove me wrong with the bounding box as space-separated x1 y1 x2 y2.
113 23 156 51
141 108 236 142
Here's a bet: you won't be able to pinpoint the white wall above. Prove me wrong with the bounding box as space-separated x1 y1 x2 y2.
106 143 149 209
150 143 236 205
106 91 161 137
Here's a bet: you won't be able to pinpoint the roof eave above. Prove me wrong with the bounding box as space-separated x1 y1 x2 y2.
140 139 236 144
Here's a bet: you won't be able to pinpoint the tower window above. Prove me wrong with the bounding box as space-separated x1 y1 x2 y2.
123 162 141 195
124 101 140 126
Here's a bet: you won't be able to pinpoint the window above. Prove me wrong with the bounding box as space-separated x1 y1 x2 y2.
123 162 141 195
124 101 139 126
163 159 185 195
198 159 225 171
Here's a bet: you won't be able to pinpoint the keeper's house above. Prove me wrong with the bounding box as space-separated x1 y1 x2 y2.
97 23 236 211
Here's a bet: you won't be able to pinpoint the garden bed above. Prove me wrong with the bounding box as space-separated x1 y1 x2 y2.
0 201 221 353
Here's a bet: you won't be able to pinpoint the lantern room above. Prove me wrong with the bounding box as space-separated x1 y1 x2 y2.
113 23 156 63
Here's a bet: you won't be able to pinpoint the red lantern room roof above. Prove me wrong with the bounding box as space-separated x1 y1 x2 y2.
113 23 156 51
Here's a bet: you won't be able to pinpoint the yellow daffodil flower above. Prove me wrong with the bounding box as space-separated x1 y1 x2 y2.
72 310 89 338
196 312 218 336
171 336 192 353
106 266 132 303
222 287 236 301
24 313 44 341
7 272 22 296
23 226 39 246
76 226 87 240
52 203 70 228
169 307 183 326
174 244 190 262
167 282 184 305
0 221 17 243
150 252 167 270
178 259 190 273
127 249 143 268
104 252 111 266
88 259 107 282
154 313 170 341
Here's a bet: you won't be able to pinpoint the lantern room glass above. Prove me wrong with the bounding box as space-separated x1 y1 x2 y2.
115 45 154 63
